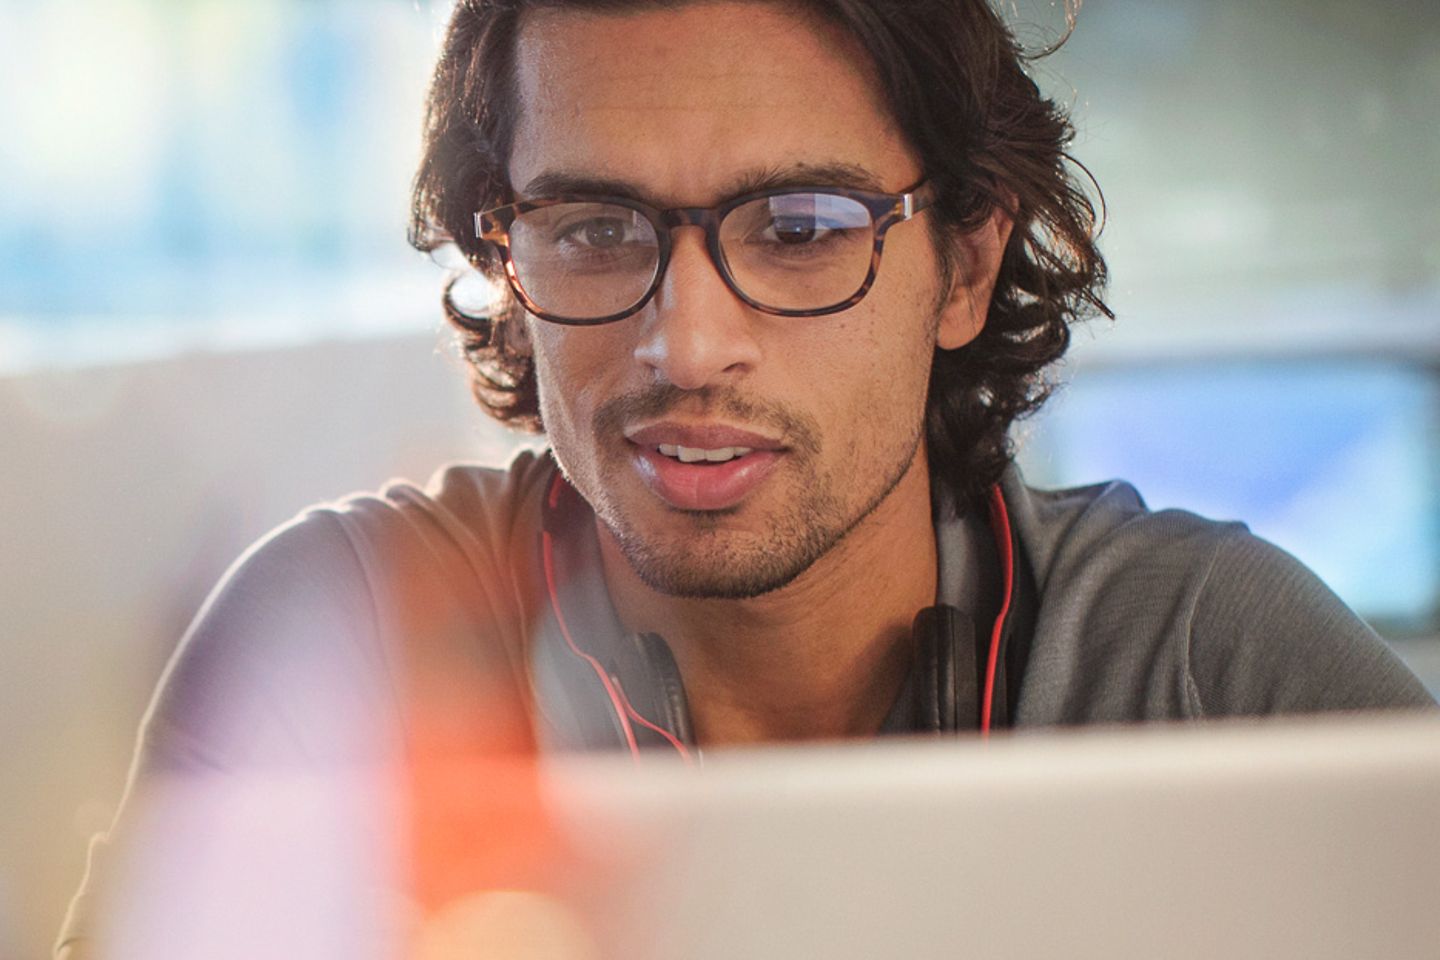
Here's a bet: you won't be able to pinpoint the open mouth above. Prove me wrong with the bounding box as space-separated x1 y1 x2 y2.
621 421 787 510
654 443 755 464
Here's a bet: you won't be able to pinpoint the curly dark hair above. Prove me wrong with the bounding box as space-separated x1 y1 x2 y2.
410 0 1111 508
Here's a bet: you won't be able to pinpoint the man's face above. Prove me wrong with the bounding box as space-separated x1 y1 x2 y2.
508 1 985 598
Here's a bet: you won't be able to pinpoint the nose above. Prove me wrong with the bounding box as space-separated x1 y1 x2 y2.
631 227 762 390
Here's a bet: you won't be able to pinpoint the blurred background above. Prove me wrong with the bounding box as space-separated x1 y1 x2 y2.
1 0 1437 956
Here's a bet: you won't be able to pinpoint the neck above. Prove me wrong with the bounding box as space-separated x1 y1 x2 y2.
598 453 937 746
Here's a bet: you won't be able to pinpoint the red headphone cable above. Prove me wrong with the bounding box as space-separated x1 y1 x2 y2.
981 485 1015 737
543 476 694 764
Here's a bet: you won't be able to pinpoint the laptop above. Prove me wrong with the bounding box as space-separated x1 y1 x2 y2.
539 714 1440 960
93 713 1440 960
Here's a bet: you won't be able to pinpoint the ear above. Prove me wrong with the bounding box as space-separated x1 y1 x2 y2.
935 204 1014 351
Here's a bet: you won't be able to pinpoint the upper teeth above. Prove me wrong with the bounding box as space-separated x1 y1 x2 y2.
657 444 754 463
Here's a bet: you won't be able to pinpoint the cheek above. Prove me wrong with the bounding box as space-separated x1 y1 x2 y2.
528 323 627 443
807 302 936 457
528 328 585 440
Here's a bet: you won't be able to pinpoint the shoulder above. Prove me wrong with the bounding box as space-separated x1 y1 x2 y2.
147 447 557 768
1002 468 1240 610
191 446 555 660
326 446 555 607
1183 530 1435 713
1002 467 1434 720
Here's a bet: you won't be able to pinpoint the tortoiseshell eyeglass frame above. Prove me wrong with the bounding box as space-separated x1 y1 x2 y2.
473 180 936 326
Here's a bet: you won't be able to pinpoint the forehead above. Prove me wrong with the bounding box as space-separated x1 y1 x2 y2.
507 1 919 203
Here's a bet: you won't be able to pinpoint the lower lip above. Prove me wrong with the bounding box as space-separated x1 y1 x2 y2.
630 446 783 512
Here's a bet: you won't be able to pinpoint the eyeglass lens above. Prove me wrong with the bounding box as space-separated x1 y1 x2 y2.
505 192 875 320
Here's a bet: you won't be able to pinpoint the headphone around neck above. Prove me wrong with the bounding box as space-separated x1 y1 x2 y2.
530 470 1029 762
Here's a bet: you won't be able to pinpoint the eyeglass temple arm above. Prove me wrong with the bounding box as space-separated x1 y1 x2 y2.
474 212 501 242
901 180 938 220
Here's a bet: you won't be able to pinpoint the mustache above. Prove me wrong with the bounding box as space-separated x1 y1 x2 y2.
593 384 821 457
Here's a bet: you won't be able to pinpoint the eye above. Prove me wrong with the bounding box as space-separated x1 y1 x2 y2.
726 193 871 254
561 216 634 248
767 215 823 245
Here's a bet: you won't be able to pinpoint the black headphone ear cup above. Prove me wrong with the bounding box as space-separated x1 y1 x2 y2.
629 632 696 746
912 605 976 732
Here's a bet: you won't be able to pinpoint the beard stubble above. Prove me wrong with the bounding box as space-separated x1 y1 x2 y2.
580 382 924 600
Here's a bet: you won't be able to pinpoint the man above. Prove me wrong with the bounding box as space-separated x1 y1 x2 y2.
57 0 1433 955
404 0 1431 738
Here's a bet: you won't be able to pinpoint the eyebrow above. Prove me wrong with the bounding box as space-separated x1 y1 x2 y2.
517 161 888 205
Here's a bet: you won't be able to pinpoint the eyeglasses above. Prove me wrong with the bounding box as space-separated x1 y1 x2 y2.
474 180 935 325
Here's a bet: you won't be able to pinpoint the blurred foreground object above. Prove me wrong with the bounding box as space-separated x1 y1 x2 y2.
547 714 1440 960
88 714 1440 960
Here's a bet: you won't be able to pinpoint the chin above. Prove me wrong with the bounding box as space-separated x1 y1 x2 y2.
622 542 820 600
604 510 840 600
